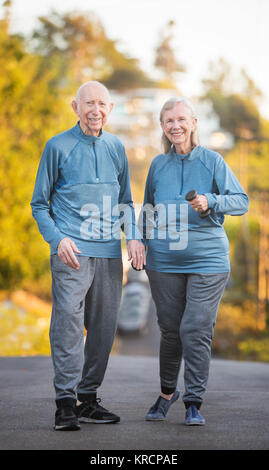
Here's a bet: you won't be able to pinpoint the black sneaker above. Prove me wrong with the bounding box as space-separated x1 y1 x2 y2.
54 405 80 431
76 398 120 424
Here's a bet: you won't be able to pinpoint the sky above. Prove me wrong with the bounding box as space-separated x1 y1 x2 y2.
7 0 269 118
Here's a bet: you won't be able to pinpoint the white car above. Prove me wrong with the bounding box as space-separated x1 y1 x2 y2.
117 281 151 334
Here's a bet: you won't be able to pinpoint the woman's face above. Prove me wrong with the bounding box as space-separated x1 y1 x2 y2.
161 102 197 153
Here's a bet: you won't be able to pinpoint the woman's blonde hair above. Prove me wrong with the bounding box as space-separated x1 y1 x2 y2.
160 97 200 154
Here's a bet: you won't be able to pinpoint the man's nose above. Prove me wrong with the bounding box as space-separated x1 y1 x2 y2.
92 104 100 114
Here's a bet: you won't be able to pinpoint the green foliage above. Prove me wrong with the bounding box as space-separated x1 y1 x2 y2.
223 143 269 303
0 9 73 291
0 4 269 360
0 4 154 295
238 336 269 362
0 305 50 355
201 57 267 140
202 60 269 355
206 90 262 139
31 10 153 92
154 20 185 84
0 295 51 356
103 68 153 91
213 300 269 362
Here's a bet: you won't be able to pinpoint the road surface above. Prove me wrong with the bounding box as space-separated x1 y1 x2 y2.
0 354 268 452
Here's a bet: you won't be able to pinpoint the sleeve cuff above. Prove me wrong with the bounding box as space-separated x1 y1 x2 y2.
203 193 216 209
126 237 142 243
50 234 66 253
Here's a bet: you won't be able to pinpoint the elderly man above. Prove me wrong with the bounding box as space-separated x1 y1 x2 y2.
31 81 145 431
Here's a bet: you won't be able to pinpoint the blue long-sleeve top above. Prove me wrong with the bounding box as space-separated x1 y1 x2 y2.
141 145 249 273
31 122 139 257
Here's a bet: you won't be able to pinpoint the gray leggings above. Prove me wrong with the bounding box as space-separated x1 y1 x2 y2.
50 255 123 404
146 269 229 406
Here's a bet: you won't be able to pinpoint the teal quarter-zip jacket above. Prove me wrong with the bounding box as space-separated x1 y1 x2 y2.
31 123 139 257
142 145 249 273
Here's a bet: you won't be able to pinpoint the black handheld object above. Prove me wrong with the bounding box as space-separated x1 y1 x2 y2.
131 261 145 271
185 190 211 219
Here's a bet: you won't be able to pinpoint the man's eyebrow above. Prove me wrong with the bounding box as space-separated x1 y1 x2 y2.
166 115 186 119
84 98 107 102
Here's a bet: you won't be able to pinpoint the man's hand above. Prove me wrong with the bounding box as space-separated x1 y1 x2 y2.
127 240 146 270
57 237 82 270
188 194 209 213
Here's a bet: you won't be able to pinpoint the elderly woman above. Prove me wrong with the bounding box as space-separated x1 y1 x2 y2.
142 97 248 425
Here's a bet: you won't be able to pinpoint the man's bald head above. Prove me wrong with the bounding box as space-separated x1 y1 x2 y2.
75 81 111 110
72 81 113 136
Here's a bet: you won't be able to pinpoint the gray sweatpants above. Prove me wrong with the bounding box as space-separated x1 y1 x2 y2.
50 255 123 404
146 270 229 406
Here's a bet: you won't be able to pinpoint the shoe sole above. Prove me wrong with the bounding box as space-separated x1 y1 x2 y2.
54 423 80 431
185 421 205 426
145 417 165 421
78 417 120 424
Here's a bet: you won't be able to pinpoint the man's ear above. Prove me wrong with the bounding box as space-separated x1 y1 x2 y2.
72 100 79 116
109 102 114 113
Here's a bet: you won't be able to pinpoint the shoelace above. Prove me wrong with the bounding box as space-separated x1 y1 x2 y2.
82 398 107 412
93 398 108 412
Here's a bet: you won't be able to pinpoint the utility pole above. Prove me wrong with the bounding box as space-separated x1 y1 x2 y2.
257 192 269 330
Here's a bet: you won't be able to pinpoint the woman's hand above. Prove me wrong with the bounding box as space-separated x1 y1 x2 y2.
188 194 209 213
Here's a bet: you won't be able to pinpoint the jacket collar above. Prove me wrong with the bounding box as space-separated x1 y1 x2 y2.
71 122 104 144
170 145 201 161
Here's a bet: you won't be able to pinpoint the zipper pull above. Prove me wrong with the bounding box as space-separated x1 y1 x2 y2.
92 141 100 182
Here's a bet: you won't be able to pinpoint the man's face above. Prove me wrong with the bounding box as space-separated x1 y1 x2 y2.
72 83 113 136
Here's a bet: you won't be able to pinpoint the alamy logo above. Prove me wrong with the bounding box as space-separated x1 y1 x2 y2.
79 196 189 250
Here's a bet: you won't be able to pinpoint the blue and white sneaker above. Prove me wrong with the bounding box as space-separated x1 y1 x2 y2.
145 390 180 421
184 405 205 425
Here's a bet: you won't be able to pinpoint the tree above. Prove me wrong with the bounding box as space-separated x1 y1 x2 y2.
206 90 261 140
0 2 72 294
201 58 264 140
103 67 153 90
154 20 185 87
240 68 263 104
0 2 155 296
31 10 153 92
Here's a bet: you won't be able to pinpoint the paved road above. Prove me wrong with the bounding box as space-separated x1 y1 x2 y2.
0 354 268 451
117 298 160 357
